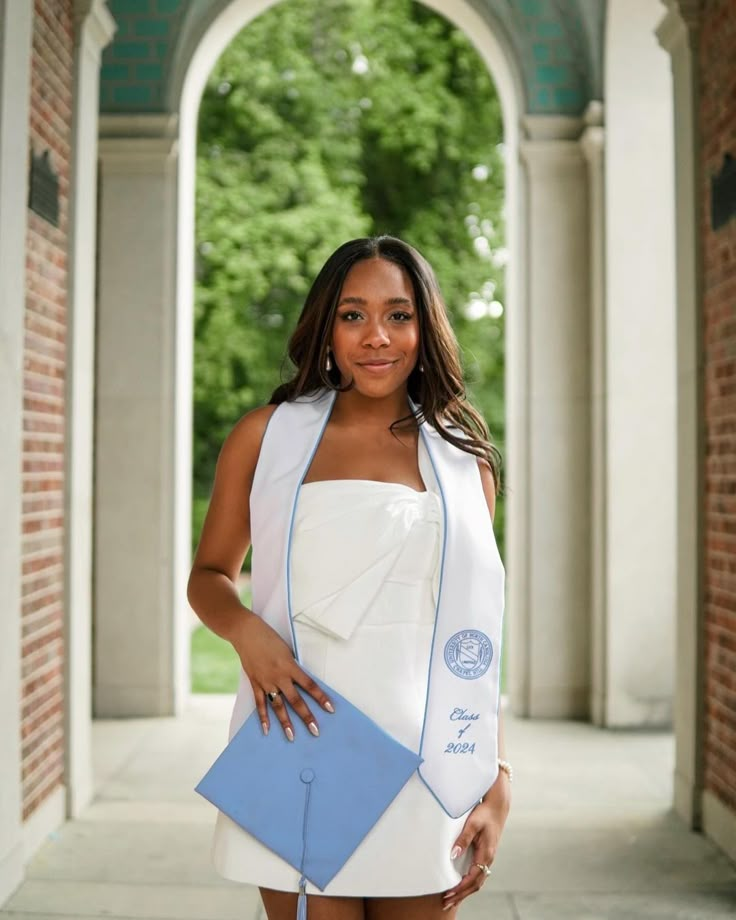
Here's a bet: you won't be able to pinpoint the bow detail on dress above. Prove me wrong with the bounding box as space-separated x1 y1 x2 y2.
290 482 441 641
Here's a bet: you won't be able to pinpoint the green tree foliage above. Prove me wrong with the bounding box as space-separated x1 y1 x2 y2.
194 0 506 549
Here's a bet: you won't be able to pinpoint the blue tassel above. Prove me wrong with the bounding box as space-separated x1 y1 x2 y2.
297 875 307 920
297 771 313 920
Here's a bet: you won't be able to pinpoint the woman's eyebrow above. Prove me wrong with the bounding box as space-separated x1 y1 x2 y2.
337 296 413 306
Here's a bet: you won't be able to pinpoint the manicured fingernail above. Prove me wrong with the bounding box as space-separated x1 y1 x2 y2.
262 722 269 735
308 721 320 737
285 726 295 742
442 903 455 911
450 845 462 860
324 701 335 713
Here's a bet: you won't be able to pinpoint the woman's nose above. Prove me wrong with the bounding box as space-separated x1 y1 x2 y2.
362 320 391 345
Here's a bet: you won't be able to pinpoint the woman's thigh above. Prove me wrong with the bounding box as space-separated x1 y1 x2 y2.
259 887 366 920
365 893 458 920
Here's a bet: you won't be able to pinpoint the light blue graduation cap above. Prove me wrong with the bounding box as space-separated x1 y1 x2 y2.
195 670 422 918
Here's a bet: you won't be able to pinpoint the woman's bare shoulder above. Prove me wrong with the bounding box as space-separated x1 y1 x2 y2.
191 404 281 579
229 402 280 441
218 403 280 477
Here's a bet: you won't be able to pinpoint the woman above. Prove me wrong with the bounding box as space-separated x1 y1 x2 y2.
187 235 511 920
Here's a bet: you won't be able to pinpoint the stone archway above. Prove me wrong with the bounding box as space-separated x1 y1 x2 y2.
93 0 600 742
93 0 530 719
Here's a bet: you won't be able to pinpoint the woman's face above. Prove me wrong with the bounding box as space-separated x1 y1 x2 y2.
329 257 421 395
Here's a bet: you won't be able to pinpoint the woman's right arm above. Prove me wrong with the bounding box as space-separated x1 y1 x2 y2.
187 405 334 738
187 405 273 642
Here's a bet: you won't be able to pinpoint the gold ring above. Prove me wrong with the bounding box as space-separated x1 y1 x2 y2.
474 863 492 876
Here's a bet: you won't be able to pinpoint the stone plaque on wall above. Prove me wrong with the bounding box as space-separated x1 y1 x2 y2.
712 152 736 231
28 148 59 227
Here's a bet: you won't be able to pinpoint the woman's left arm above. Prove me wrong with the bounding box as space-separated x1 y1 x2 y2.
441 458 511 911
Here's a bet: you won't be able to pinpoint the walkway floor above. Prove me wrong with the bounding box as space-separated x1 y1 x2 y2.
2 695 736 920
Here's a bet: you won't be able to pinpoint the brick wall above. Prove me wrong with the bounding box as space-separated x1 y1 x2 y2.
701 0 736 817
21 0 73 821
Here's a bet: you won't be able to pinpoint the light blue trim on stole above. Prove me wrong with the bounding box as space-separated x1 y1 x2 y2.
284 387 339 663
407 396 456 816
408 395 503 818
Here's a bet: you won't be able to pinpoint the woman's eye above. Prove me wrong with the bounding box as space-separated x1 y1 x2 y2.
339 311 413 322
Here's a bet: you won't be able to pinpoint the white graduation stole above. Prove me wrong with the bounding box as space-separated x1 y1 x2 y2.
249 386 506 818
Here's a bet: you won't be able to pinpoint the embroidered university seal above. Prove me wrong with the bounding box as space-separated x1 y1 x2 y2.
444 630 493 680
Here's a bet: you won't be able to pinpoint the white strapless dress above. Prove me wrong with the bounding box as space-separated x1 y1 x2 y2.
211 479 474 897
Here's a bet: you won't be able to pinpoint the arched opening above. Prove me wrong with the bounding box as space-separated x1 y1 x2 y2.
175 0 525 697
92 0 600 739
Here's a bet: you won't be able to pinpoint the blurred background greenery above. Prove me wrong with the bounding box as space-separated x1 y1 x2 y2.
191 0 506 692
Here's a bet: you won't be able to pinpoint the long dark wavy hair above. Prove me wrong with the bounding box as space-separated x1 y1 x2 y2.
269 235 503 495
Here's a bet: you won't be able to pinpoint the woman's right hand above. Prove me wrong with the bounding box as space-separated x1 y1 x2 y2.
230 610 335 741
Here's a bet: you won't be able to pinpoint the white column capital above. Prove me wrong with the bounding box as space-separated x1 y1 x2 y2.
519 138 586 171
99 112 180 139
668 0 702 29
99 115 180 173
580 100 605 163
656 0 701 54
74 0 116 51
519 114 586 172
521 113 584 142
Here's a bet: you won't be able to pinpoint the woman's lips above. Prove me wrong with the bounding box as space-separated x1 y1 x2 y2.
356 360 398 373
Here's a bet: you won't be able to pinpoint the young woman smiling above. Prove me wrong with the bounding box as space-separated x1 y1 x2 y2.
188 235 511 920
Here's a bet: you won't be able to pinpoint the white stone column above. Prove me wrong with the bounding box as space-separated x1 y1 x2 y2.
0 0 33 903
510 116 591 718
580 101 608 727
96 115 187 717
599 0 677 730
656 0 706 832
64 0 116 818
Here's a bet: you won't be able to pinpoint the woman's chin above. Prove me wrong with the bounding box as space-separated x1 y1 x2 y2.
338 372 409 399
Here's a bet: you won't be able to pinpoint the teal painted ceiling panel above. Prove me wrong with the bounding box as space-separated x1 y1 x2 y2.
100 0 604 116
101 0 186 112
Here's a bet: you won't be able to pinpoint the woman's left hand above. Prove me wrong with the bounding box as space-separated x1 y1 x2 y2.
441 772 511 912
